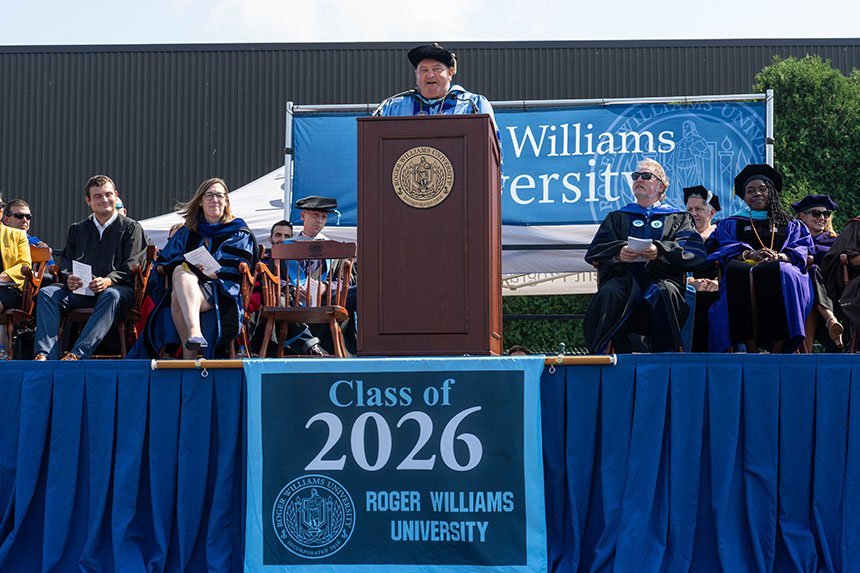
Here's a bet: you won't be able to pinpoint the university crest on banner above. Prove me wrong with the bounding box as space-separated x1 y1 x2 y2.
243 357 547 572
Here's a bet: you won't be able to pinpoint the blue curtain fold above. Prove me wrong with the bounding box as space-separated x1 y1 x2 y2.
542 354 860 573
1 356 858 571
0 361 244 573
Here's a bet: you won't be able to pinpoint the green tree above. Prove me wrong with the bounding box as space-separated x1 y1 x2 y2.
753 56 860 228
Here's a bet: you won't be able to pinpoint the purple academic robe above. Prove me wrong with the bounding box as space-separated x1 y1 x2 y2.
706 217 813 352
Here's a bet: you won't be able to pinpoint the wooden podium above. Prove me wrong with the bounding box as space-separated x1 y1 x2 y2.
357 114 502 356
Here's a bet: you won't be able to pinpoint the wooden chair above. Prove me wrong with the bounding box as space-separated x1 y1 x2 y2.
233 254 259 356
151 243 259 359
256 240 356 358
58 244 157 358
0 245 54 359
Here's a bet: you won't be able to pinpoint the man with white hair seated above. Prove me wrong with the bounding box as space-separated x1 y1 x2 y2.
584 159 707 354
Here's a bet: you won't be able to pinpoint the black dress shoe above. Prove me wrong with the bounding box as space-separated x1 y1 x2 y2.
306 343 331 356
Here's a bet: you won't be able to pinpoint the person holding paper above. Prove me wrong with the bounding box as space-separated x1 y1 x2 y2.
584 158 706 353
33 175 146 360
707 165 813 353
130 177 257 359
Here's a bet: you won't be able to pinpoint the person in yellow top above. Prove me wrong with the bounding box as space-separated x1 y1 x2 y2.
0 204 33 359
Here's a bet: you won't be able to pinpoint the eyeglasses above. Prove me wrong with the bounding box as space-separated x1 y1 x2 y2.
417 65 448 74
11 213 31 220
203 192 227 201
630 171 663 183
806 210 832 218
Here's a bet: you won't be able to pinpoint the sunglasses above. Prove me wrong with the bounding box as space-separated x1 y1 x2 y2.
806 210 832 219
630 171 663 183
11 213 31 220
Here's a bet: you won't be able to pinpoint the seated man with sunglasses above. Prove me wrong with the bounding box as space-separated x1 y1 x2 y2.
3 199 53 254
584 158 706 353
0 196 33 358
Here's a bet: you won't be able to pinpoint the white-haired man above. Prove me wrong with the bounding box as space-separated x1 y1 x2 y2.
584 158 706 353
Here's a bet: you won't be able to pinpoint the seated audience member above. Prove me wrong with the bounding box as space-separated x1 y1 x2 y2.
294 195 357 354
3 199 55 275
792 194 844 350
707 165 813 353
505 344 532 356
584 159 706 353
3 199 50 249
0 209 32 359
684 185 722 351
33 175 147 360
131 178 257 359
822 214 860 339
247 219 329 356
115 196 127 216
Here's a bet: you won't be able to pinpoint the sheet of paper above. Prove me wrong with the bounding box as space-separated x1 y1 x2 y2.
72 261 94 296
304 277 322 307
184 246 221 276
626 237 654 263
627 236 653 251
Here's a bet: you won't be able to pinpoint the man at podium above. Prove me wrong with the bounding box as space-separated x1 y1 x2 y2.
375 43 496 123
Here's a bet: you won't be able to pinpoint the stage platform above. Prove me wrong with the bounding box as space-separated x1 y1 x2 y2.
1 354 858 572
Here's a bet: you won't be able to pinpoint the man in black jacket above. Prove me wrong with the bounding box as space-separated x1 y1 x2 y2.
33 175 147 360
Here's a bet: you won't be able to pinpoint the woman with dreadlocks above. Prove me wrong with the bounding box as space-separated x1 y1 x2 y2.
706 164 814 352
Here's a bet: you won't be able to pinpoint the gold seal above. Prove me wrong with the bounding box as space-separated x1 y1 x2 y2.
391 146 454 208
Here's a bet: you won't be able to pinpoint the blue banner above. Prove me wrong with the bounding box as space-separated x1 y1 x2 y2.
244 357 547 572
293 100 766 227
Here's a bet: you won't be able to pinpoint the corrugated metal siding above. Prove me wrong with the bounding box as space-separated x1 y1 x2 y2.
1 40 859 246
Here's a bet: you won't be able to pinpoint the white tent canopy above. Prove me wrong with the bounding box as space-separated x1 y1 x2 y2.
138 167 597 295
139 167 358 249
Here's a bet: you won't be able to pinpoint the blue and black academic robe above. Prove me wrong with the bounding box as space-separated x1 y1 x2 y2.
129 218 257 359
584 202 707 354
706 217 813 352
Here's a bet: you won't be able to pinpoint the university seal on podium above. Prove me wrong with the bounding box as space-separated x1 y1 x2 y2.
272 474 355 559
391 146 454 208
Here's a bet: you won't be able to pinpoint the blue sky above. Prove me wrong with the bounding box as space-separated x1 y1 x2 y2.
2 0 856 45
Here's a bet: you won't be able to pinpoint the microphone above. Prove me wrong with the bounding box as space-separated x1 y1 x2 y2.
372 89 419 116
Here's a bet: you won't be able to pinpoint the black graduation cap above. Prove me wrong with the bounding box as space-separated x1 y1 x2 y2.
295 195 338 213
682 185 721 212
791 194 838 213
407 43 456 69
733 164 782 199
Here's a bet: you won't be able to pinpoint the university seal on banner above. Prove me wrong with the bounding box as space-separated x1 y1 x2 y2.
391 146 454 208
272 474 356 559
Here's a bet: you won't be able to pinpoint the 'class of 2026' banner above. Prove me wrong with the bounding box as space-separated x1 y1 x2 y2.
293 100 766 229
244 357 547 572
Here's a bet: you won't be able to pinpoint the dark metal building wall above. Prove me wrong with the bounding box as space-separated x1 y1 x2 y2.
1 40 858 247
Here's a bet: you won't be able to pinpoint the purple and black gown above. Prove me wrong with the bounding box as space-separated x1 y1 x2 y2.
707 217 813 352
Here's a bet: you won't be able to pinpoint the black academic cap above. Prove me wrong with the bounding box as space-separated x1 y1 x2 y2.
682 185 721 212
733 164 782 199
295 195 338 213
791 194 837 213
407 43 456 69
